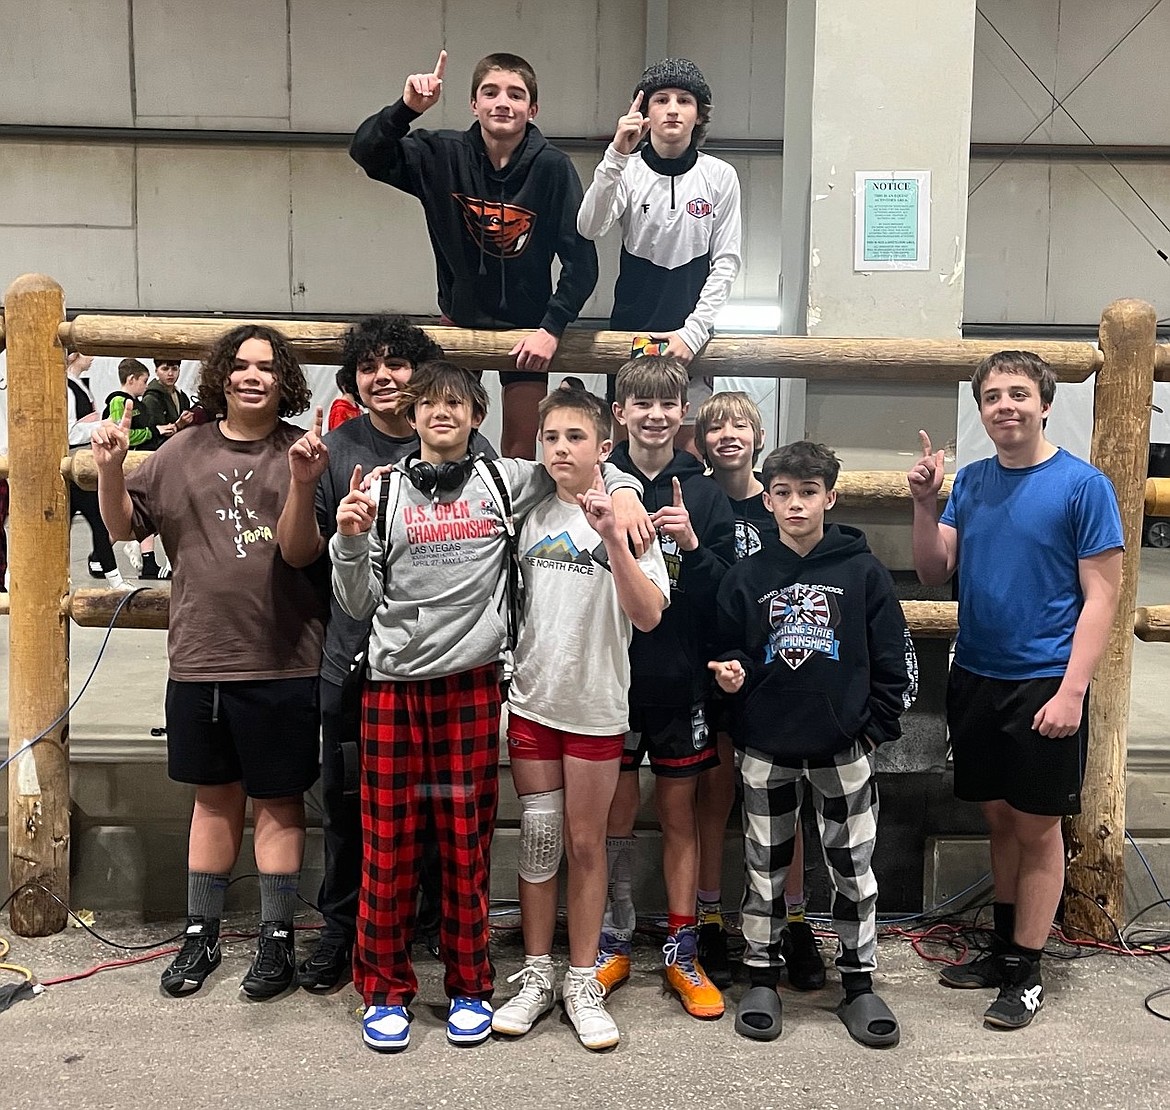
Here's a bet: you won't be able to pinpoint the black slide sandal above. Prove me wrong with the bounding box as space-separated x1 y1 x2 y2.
835 992 900 1048
735 985 783 1041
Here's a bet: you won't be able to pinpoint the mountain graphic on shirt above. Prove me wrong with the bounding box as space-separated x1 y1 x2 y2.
525 531 595 566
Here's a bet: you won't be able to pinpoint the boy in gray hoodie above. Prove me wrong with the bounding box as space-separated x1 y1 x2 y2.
329 362 650 1053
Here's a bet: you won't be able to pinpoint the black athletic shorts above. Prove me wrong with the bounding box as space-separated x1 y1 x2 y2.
946 664 1089 816
621 701 719 778
705 692 739 739
165 677 320 798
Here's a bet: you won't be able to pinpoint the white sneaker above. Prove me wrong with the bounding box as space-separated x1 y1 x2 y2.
122 540 143 572
491 958 556 1036
563 969 619 1050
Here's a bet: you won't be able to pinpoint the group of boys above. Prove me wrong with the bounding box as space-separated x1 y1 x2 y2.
86 45 1124 1059
67 353 191 588
351 49 741 456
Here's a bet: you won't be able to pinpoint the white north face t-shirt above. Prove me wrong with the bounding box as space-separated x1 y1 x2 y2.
507 492 670 736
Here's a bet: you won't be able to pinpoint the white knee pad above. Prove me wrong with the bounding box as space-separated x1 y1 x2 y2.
517 789 564 884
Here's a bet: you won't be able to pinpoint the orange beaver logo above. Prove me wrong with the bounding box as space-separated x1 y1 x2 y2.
453 194 536 258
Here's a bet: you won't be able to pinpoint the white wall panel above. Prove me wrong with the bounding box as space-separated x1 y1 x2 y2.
1054 1 1170 145
970 0 1060 144
0 144 133 227
668 0 784 140
136 147 291 311
0 226 138 307
132 0 289 127
963 160 1052 323
732 154 783 302
1047 162 1170 323
0 0 133 126
971 0 1170 146
289 1 445 132
289 149 437 316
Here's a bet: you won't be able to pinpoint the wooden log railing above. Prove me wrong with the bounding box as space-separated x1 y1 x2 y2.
3 278 1163 937
59 315 1105 382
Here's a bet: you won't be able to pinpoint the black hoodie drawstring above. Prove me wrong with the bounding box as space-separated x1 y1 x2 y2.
497 194 508 313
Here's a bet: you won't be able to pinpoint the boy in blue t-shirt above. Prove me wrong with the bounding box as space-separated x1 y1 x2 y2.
909 350 1123 1031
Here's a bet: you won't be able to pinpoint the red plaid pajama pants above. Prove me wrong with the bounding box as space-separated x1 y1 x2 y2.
354 665 501 1006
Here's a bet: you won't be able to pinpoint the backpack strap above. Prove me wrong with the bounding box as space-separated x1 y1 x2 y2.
473 457 521 654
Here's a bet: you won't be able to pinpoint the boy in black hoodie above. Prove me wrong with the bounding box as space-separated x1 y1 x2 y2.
596 355 735 1019
710 441 916 1047
350 50 599 460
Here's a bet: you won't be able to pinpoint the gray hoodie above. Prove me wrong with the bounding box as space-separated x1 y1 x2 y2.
330 459 640 681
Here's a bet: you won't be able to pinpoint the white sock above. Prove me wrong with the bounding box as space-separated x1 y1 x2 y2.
104 568 126 589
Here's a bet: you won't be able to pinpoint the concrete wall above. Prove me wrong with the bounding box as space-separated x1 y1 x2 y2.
3 0 1170 916
0 0 1166 325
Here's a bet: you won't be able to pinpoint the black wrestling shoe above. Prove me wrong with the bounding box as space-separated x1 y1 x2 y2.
983 954 1043 1030
296 934 351 993
240 921 296 1000
160 917 221 997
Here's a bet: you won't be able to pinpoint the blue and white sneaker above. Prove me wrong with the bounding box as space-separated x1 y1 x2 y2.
362 1005 411 1052
446 996 493 1045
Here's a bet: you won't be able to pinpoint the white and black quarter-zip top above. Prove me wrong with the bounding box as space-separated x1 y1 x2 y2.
577 141 742 354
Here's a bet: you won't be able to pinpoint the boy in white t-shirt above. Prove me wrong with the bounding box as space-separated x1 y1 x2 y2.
493 387 670 1051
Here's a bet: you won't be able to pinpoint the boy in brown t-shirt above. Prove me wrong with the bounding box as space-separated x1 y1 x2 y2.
92 324 327 1002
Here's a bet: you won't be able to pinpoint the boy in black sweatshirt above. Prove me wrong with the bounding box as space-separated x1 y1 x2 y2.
710 441 916 1048
596 355 735 1020
350 49 598 460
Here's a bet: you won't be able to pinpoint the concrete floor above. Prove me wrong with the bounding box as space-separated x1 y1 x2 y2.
1 919 1168 1110
2 528 1169 1109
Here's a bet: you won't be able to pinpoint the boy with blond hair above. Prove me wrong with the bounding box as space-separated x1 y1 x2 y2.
493 387 668 1050
595 355 735 1019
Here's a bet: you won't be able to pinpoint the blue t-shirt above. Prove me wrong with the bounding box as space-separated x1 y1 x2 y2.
940 448 1123 679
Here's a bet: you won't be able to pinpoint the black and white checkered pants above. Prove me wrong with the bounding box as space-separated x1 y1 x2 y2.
738 740 879 974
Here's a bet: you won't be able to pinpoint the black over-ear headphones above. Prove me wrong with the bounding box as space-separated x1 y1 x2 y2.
404 453 478 496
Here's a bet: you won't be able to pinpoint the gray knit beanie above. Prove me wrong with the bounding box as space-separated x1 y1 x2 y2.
635 57 712 106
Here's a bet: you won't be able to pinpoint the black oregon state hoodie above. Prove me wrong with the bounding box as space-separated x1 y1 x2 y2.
351 100 599 335
715 523 918 761
609 443 736 707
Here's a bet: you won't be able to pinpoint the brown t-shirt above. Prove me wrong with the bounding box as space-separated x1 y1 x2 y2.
126 420 326 682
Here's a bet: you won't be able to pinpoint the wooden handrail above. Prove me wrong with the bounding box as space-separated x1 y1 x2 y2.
59 316 1104 381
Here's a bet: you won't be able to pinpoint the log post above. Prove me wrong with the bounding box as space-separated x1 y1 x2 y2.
4 275 71 936
1064 299 1157 936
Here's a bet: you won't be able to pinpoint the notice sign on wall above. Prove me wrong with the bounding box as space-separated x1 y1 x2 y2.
854 171 931 271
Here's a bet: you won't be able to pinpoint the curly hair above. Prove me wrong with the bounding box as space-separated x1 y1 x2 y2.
336 315 444 399
197 324 311 419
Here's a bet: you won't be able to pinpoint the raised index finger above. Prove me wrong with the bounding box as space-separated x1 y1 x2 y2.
672 476 683 506
121 399 135 428
349 464 364 492
434 49 447 79
311 405 324 438
918 429 933 458
629 90 644 114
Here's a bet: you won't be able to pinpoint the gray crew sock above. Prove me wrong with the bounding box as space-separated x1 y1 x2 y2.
188 871 230 922
259 871 300 925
